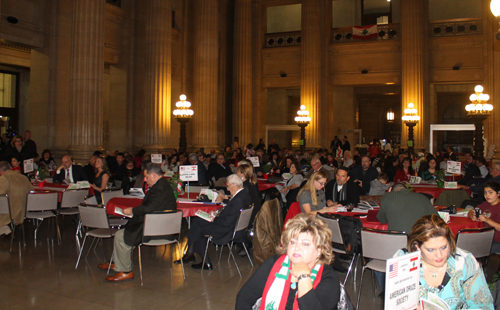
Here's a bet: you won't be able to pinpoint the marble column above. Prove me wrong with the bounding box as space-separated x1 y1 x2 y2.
143 0 172 152
233 0 252 146
68 0 105 162
400 0 429 151
192 0 219 150
301 0 322 148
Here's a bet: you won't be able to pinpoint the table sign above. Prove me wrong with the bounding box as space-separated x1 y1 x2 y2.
24 159 34 173
179 165 198 182
247 156 260 167
385 251 420 310
151 154 162 164
446 161 461 174
444 182 457 189
409 176 422 184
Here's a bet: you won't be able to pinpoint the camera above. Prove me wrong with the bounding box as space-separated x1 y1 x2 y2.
440 205 457 215
474 207 482 218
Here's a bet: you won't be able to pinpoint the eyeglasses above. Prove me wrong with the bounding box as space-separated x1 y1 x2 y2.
315 180 326 186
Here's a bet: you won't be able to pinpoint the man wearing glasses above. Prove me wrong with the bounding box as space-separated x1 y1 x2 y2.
305 158 331 182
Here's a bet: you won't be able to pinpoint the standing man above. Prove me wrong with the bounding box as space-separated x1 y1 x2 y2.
23 130 37 157
349 155 379 195
447 146 457 161
342 136 351 153
99 163 177 281
0 161 33 235
53 155 89 183
330 136 340 152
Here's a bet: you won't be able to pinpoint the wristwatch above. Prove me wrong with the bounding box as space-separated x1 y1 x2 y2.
297 273 311 281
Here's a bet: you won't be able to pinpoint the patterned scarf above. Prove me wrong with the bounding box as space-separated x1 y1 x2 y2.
259 255 323 310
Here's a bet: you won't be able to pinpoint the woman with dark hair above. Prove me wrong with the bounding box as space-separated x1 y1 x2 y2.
394 157 414 183
383 156 399 182
395 215 493 309
420 157 439 181
236 213 340 309
133 149 146 168
276 161 304 202
269 152 281 173
469 181 500 254
10 156 22 174
39 149 57 170
91 157 110 204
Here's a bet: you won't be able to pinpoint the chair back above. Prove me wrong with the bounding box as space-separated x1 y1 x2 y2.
101 189 124 205
26 192 58 212
234 205 254 233
456 227 495 259
143 211 183 237
360 228 408 261
77 205 110 230
317 214 343 244
0 195 11 218
61 190 88 209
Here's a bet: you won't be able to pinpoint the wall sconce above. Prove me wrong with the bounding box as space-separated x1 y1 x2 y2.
386 109 394 122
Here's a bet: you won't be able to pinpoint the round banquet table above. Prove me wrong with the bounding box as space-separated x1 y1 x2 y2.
31 182 93 202
410 184 471 200
106 197 222 218
257 178 284 191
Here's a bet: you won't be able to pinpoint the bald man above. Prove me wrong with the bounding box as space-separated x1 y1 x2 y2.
53 155 89 183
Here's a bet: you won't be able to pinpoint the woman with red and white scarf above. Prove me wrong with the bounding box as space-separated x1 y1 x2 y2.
236 213 340 310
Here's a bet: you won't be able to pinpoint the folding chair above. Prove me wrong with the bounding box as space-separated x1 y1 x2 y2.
59 189 88 216
202 205 254 277
75 204 117 269
100 189 124 206
318 214 359 286
0 195 16 251
25 191 60 244
138 211 185 285
456 226 495 262
356 228 408 310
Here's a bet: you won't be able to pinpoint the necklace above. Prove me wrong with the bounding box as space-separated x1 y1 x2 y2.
422 263 445 278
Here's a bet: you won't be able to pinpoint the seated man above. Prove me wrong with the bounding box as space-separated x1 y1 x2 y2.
53 155 88 183
185 153 208 185
305 157 331 182
0 161 33 235
349 155 379 195
207 154 231 186
98 163 177 281
458 155 481 186
325 167 360 208
83 155 97 184
174 174 251 270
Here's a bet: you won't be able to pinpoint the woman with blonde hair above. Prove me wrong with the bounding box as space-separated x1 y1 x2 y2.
236 163 261 225
236 213 340 309
297 171 337 215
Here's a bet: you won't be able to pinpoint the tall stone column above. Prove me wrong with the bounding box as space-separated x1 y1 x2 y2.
69 0 105 162
143 0 172 152
401 0 429 151
301 0 322 148
233 0 252 146
192 0 219 150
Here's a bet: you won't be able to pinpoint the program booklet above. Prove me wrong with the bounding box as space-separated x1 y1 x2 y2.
67 181 91 190
195 210 215 222
199 189 219 203
420 293 449 310
114 207 133 218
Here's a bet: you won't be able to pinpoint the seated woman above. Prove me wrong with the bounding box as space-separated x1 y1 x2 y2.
10 156 22 174
419 157 438 181
236 213 340 310
38 149 57 170
468 181 500 254
279 156 294 175
395 214 493 310
276 161 304 202
297 171 337 215
268 152 281 174
343 150 353 168
117 156 141 194
394 157 414 183
91 157 110 205
237 163 262 227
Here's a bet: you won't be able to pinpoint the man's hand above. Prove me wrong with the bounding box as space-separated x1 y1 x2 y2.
56 164 65 173
123 207 133 215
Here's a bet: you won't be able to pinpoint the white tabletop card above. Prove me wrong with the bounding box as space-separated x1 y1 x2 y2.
151 154 162 164
384 251 421 310
446 161 461 174
179 165 198 182
24 159 34 173
247 156 260 167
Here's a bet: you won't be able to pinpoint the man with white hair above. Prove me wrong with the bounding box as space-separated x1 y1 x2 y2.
305 157 331 182
174 174 251 270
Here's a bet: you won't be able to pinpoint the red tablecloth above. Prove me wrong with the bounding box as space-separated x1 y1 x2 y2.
32 182 93 202
257 180 278 191
411 184 471 200
105 197 222 218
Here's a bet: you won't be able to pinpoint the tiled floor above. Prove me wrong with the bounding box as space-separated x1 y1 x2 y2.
0 218 384 309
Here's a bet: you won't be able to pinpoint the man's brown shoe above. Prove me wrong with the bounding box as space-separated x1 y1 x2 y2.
98 262 115 271
106 272 134 282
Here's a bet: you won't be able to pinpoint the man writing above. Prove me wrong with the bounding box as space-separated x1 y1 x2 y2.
349 155 378 195
0 161 33 235
99 163 177 281
325 167 360 208
53 155 88 183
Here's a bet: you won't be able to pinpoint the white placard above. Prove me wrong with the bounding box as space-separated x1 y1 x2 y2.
446 161 461 174
24 159 34 173
246 156 260 167
179 165 198 182
151 154 162 164
385 251 421 310
444 181 457 189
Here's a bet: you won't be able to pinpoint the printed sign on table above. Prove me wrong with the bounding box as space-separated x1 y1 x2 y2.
384 251 421 310
179 165 198 182
151 154 162 164
246 156 260 167
446 161 461 174
24 159 34 173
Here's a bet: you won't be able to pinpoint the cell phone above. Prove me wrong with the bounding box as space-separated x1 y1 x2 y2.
475 207 482 218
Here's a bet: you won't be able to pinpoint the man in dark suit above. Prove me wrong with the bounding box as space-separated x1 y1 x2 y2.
174 174 251 270
53 155 89 183
325 167 360 207
99 163 177 282
458 155 481 186
207 154 231 185
447 146 457 161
